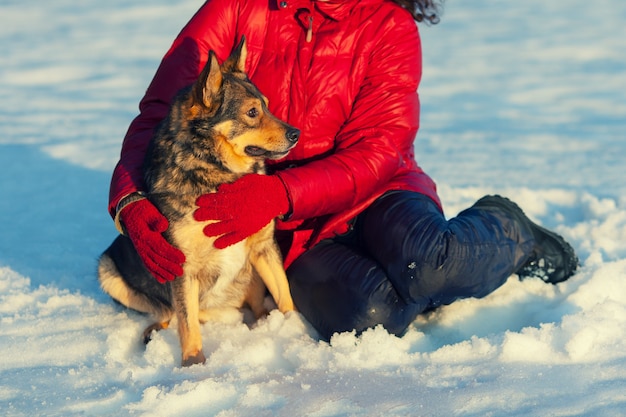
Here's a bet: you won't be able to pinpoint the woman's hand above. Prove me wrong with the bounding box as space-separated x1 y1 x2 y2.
193 174 290 249
119 198 186 283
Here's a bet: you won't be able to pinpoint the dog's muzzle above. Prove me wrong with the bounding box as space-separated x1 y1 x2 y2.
286 128 300 144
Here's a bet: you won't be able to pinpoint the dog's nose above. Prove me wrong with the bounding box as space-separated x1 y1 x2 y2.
286 128 300 144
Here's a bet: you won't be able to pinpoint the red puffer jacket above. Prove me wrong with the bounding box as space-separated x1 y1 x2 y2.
109 0 440 267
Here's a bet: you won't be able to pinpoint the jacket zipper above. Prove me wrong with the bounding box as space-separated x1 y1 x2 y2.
306 15 313 42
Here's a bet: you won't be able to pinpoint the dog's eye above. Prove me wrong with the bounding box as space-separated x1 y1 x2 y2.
246 108 259 118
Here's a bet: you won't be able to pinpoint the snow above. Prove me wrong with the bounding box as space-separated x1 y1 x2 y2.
1 0 625 415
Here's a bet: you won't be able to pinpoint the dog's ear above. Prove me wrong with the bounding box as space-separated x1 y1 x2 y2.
193 51 223 112
222 36 247 74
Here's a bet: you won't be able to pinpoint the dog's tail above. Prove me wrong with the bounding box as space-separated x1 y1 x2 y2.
98 235 173 320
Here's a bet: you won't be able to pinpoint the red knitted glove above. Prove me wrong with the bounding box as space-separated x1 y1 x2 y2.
119 198 186 283
193 174 290 249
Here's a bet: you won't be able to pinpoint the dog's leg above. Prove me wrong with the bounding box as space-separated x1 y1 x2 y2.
250 248 295 314
246 272 269 320
171 277 206 367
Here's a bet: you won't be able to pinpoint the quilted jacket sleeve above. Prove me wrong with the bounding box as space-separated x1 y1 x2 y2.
108 0 239 217
277 13 422 221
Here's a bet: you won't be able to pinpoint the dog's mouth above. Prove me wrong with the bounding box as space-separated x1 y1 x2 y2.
244 145 290 159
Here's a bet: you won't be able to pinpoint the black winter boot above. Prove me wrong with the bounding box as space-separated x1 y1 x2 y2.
473 195 579 284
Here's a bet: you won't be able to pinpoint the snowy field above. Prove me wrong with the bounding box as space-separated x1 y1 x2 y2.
1 0 625 415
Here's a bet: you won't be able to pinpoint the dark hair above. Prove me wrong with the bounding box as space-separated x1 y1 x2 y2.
391 0 444 24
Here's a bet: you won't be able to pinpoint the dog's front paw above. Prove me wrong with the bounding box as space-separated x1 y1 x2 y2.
181 350 206 367
277 298 296 314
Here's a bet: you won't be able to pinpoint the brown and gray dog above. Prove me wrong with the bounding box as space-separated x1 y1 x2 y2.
98 37 299 367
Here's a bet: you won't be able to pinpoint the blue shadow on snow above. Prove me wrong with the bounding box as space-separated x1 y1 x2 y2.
0 144 117 298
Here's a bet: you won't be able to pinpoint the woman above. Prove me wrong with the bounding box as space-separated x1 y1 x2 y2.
109 0 578 340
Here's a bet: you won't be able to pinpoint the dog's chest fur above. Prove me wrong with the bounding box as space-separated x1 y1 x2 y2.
171 213 251 310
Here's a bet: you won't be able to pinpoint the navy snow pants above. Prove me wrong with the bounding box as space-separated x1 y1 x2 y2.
287 191 536 340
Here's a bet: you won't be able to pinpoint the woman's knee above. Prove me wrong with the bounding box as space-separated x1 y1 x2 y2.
287 241 425 340
359 192 450 304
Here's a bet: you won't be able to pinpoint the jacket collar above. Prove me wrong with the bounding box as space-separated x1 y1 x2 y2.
274 0 363 21
314 1 358 20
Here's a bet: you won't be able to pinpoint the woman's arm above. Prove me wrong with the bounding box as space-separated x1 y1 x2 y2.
108 0 240 217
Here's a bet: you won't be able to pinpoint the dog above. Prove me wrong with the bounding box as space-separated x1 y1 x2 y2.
98 37 299 367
